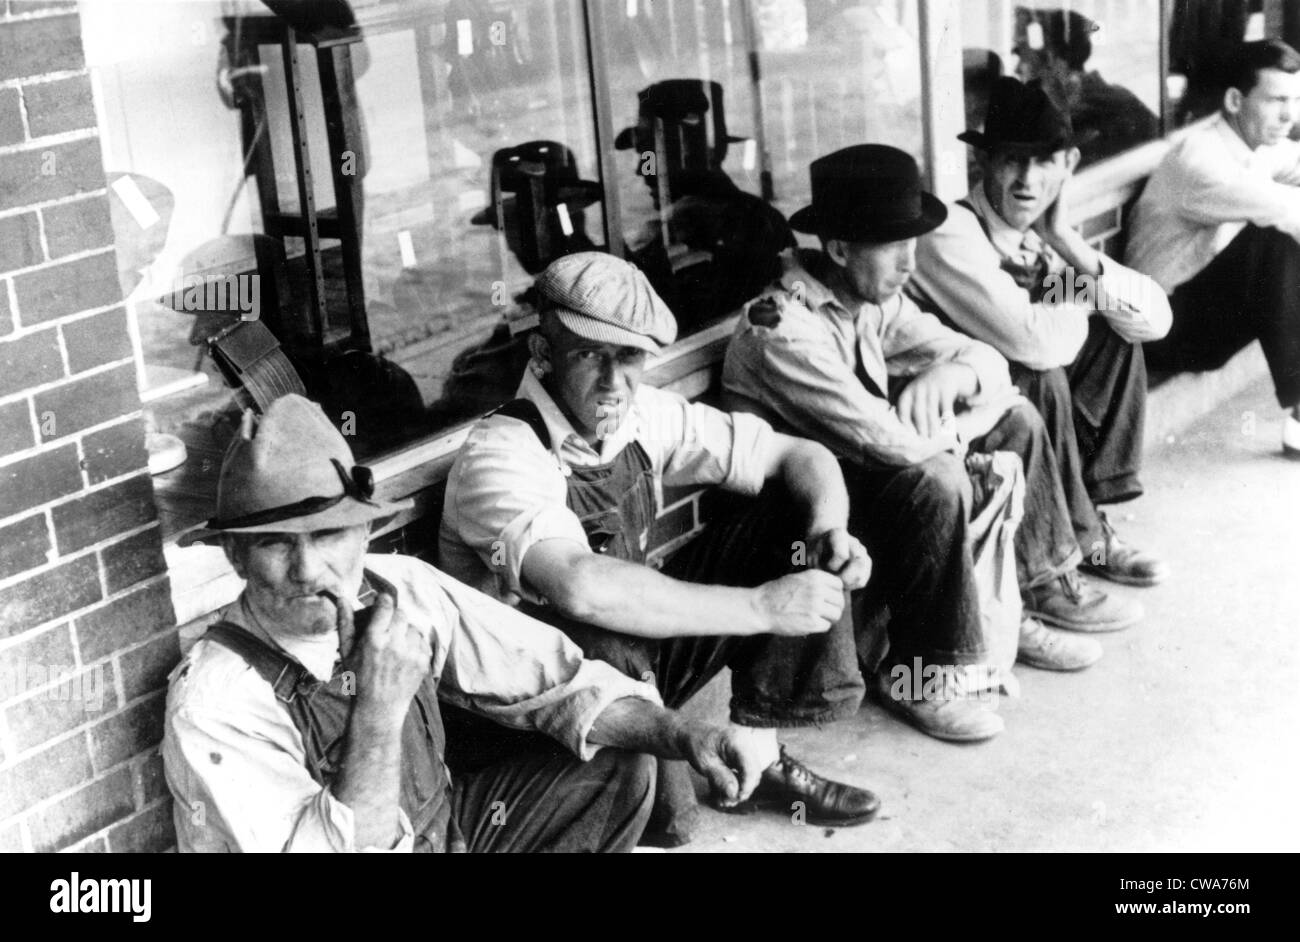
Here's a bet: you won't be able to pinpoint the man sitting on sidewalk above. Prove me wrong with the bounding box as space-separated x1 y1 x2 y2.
910 76 1171 589
722 145 1125 744
164 395 777 853
1127 39 1300 459
439 252 877 846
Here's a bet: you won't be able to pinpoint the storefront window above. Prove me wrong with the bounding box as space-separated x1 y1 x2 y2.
961 1 1164 171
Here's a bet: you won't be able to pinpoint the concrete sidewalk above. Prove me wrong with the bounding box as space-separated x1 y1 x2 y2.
672 377 1300 853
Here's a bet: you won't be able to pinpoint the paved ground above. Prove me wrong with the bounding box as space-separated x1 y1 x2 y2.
666 377 1300 853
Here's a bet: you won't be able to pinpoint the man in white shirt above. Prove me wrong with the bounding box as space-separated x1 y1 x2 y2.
911 76 1172 593
164 395 777 852
439 252 879 846
1126 39 1300 458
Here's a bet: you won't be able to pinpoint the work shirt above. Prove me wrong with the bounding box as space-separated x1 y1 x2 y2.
910 184 1171 370
162 552 660 853
1126 112 1300 292
438 369 777 603
721 250 1011 468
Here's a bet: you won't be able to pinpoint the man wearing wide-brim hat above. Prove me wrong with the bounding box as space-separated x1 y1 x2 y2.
723 144 1123 742
909 76 1171 597
163 394 780 852
439 251 880 846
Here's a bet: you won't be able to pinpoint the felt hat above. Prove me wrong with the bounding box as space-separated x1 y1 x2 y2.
470 140 602 228
958 76 1094 155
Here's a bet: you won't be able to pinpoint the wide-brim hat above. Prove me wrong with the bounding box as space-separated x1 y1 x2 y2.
470 140 603 227
957 76 1096 155
177 394 412 546
789 144 947 243
613 79 746 154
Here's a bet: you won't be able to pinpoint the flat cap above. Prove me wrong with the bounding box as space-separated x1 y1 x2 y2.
534 252 677 355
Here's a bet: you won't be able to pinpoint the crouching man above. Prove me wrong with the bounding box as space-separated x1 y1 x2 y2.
163 395 776 853
723 145 1115 743
439 252 877 846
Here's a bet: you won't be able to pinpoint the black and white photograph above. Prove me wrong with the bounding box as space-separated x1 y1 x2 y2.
0 0 1295 893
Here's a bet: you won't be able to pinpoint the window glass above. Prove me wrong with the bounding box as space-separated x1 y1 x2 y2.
961 1 1163 171
84 0 601 539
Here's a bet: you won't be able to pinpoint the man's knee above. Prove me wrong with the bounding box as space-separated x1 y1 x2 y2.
989 401 1049 452
596 749 657 815
1017 365 1072 418
903 452 972 517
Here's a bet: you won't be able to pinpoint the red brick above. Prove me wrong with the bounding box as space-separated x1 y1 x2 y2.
22 74 95 138
0 732 92 818
0 210 42 273
0 397 33 453
118 630 178 701
0 14 85 83
0 553 101 640
0 513 52 581
0 138 106 214
34 362 139 444
51 473 156 552
138 751 168 804
0 622 73 695
0 327 63 398
42 195 113 258
62 307 131 375
80 417 147 484
107 798 174 854
28 766 134 852
13 250 121 327
89 692 164 771
74 580 175 662
0 87 23 147
101 526 166 595
5 662 118 752
0 442 82 519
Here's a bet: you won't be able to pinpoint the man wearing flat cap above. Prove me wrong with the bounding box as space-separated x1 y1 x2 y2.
163 395 781 852
439 251 878 846
910 76 1171 608
724 144 1113 742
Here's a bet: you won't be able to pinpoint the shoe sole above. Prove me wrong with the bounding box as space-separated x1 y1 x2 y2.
1077 564 1166 588
1016 652 1101 671
713 796 879 827
1283 445 1300 462
1024 608 1141 633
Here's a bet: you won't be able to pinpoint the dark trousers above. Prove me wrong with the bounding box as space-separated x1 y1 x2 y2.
1152 224 1300 409
442 710 655 853
847 402 1080 674
532 488 865 729
1011 320 1147 549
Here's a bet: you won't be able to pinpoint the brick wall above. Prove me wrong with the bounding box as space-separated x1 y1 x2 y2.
0 1 178 853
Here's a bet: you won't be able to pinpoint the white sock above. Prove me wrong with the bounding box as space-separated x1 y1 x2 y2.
727 725 781 768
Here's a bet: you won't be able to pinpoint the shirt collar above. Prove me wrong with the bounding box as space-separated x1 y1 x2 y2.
967 183 1044 259
1208 111 1261 167
515 367 639 465
222 594 342 681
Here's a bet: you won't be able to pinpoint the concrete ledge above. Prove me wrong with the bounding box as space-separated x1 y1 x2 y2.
1144 341 1269 451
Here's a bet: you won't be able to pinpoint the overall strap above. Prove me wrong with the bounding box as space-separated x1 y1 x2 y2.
204 621 311 703
492 398 551 450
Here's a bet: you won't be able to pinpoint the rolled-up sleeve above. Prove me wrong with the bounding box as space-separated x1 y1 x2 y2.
444 417 591 601
425 567 662 759
635 385 777 495
1090 256 1172 342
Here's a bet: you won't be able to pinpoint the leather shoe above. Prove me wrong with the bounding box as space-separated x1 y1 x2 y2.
1024 569 1142 632
872 668 1005 742
727 746 880 826
1078 511 1169 587
1017 616 1103 671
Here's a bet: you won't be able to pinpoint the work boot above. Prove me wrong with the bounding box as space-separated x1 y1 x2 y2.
872 667 1005 743
721 746 880 826
1078 511 1169 587
1016 615 1103 671
1024 569 1143 632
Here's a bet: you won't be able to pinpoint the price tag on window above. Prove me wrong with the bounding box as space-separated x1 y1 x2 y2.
112 176 161 229
626 0 637 18
397 230 417 269
742 138 757 171
1026 21 1044 51
555 202 574 237
457 19 474 56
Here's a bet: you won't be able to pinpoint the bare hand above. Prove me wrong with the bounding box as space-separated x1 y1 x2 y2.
352 592 431 727
754 570 845 636
681 724 769 807
896 363 976 440
808 528 872 591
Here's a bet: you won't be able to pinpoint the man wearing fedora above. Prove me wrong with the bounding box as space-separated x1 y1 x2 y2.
163 395 781 853
910 76 1171 606
439 251 879 846
723 144 1118 741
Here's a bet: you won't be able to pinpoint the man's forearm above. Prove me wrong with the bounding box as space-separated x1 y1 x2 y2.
334 708 405 850
587 697 695 758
